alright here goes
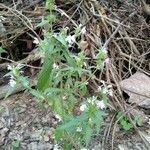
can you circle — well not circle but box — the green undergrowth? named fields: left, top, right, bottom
left=1, top=0, right=142, bottom=149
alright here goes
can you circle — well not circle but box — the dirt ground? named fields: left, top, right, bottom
left=0, top=92, right=149, bottom=150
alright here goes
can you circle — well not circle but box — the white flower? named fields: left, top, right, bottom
left=97, top=86, right=102, bottom=92
left=102, top=87, right=108, bottom=94
left=53, top=63, right=59, bottom=69
left=62, top=95, right=67, bottom=100
left=9, top=78, right=16, bottom=87
left=83, top=62, right=87, bottom=67
left=100, top=80, right=105, bottom=84
left=33, top=37, right=39, bottom=45
left=81, top=148, right=87, bottom=150
left=87, top=99, right=94, bottom=104
left=54, top=114, right=62, bottom=122
left=65, top=26, right=69, bottom=30
left=96, top=100, right=106, bottom=110
left=101, top=47, right=107, bottom=54
left=53, top=144, right=61, bottom=150
left=87, top=96, right=96, bottom=105
left=104, top=58, right=109, bottom=64
left=10, top=74, right=14, bottom=79
left=76, top=127, right=82, bottom=132
left=66, top=35, right=75, bottom=47
left=81, top=26, right=86, bottom=35
left=107, top=85, right=112, bottom=88
left=108, top=89, right=113, bottom=97
left=79, top=24, right=82, bottom=28
left=80, top=104, right=87, bottom=112
left=7, top=65, right=13, bottom=70
left=16, top=63, right=24, bottom=70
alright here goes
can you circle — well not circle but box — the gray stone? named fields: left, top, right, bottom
left=27, top=142, right=38, bottom=150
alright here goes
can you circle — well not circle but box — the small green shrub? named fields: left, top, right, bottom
left=5, top=0, right=111, bottom=149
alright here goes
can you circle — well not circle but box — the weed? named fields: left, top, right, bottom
left=117, top=112, right=133, bottom=131
left=5, top=0, right=110, bottom=149
left=12, top=139, right=21, bottom=150
left=117, top=112, right=143, bottom=131
left=0, top=106, right=5, bottom=114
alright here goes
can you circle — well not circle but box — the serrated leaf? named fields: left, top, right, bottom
left=29, top=89, right=45, bottom=100
left=59, top=113, right=87, bottom=131
left=85, top=126, right=93, bottom=146
left=46, top=15, right=57, bottom=23
left=135, top=117, right=143, bottom=126
left=53, top=33, right=67, bottom=47
left=63, top=51, right=76, bottom=67
left=121, top=120, right=133, bottom=131
left=94, top=111, right=104, bottom=133
left=55, top=128, right=64, bottom=141
left=37, top=43, right=54, bottom=91
left=5, top=86, right=16, bottom=99
left=44, top=87, right=63, bottom=95
left=53, top=97, right=64, bottom=117
left=36, top=19, right=49, bottom=27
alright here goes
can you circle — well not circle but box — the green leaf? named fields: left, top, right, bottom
left=94, top=111, right=105, bottom=133
left=117, top=112, right=125, bottom=119
left=55, top=128, right=64, bottom=141
left=44, top=87, right=63, bottom=95
left=5, top=86, right=16, bottom=99
left=121, top=120, right=133, bottom=131
left=53, top=33, right=67, bottom=47
left=0, top=106, right=5, bottom=114
left=59, top=113, right=87, bottom=131
left=79, top=83, right=87, bottom=96
left=53, top=97, right=64, bottom=117
left=63, top=51, right=77, bottom=68
left=46, top=15, right=57, bottom=23
left=74, top=26, right=81, bottom=37
left=36, top=18, right=49, bottom=27
left=67, top=94, right=77, bottom=113
left=85, top=126, right=93, bottom=146
left=29, top=89, right=45, bottom=100
left=37, top=43, right=54, bottom=91
left=46, top=0, right=55, bottom=11
left=0, top=47, right=7, bottom=54
left=134, top=116, right=143, bottom=127
left=117, top=112, right=133, bottom=131
left=96, top=49, right=106, bottom=70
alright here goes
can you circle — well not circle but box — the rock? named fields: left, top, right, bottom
left=0, top=137, right=5, bottom=146
left=1, top=127, right=9, bottom=135
left=138, top=129, right=150, bottom=146
left=120, top=72, right=150, bottom=108
left=29, top=130, right=41, bottom=141
left=118, top=144, right=128, bottom=150
left=0, top=127, right=9, bottom=146
left=126, top=104, right=149, bottom=123
left=0, top=120, right=4, bottom=129
left=92, top=143, right=102, bottom=150
left=37, top=143, right=53, bottom=150
left=27, top=142, right=53, bottom=150
left=9, top=131, right=23, bottom=140
left=118, top=141, right=148, bottom=150
left=27, top=142, right=38, bottom=150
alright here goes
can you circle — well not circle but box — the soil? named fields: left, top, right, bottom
left=0, top=92, right=149, bottom=150
left=0, top=92, right=57, bottom=150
